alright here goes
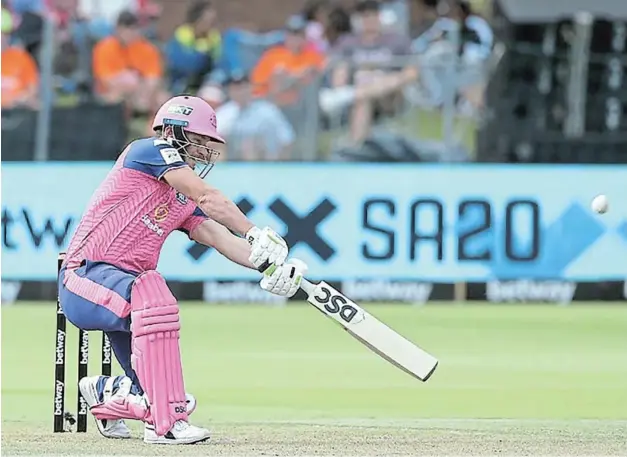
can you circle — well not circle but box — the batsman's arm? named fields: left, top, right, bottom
left=190, top=219, right=256, bottom=269
left=163, top=167, right=254, bottom=236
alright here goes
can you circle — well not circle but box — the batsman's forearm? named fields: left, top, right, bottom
left=216, top=236, right=256, bottom=269
left=197, top=189, right=254, bottom=236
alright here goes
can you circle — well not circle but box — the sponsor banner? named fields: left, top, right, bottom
left=466, top=281, right=627, bottom=303
left=486, top=280, right=577, bottom=304
left=3, top=163, right=627, bottom=281
left=4, top=280, right=625, bottom=303
left=203, top=281, right=287, bottom=304
left=340, top=280, right=452, bottom=303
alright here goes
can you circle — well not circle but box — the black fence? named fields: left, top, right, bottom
left=2, top=103, right=128, bottom=161
left=478, top=1, right=627, bottom=163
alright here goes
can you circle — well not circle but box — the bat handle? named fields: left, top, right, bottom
left=299, top=277, right=315, bottom=295
left=257, top=258, right=315, bottom=294
left=289, top=259, right=315, bottom=295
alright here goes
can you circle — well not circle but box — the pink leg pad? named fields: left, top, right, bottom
left=130, top=271, right=188, bottom=436
left=91, top=395, right=152, bottom=422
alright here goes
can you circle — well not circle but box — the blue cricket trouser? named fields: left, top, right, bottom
left=58, top=260, right=143, bottom=395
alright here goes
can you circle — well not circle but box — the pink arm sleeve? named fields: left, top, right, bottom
left=179, top=208, right=208, bottom=238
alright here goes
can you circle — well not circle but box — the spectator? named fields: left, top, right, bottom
left=164, top=0, right=221, bottom=93
left=325, top=6, right=352, bottom=48
left=302, top=0, right=330, bottom=53
left=329, top=0, right=417, bottom=142
left=198, top=80, right=226, bottom=110
left=77, top=0, right=159, bottom=28
left=410, top=0, right=439, bottom=39
left=413, top=0, right=493, bottom=111
left=251, top=15, right=325, bottom=106
left=1, top=9, right=39, bottom=108
left=10, top=0, right=111, bottom=96
left=216, top=69, right=295, bottom=161
left=93, top=10, right=166, bottom=113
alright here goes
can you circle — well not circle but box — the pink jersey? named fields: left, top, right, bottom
left=64, top=137, right=208, bottom=274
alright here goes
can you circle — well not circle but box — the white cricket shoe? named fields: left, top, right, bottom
left=144, top=420, right=210, bottom=445
left=78, top=375, right=132, bottom=439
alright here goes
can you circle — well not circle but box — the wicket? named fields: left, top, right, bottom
left=53, top=253, right=112, bottom=433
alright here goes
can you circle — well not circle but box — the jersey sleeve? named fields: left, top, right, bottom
left=123, top=138, right=188, bottom=180
left=178, top=207, right=209, bottom=238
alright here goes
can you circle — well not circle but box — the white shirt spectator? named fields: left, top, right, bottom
left=412, top=15, right=493, bottom=63
left=79, top=0, right=139, bottom=25
left=411, top=15, right=493, bottom=108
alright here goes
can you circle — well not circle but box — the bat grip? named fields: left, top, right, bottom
left=256, top=259, right=315, bottom=294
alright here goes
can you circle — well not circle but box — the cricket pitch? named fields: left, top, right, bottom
left=2, top=303, right=627, bottom=456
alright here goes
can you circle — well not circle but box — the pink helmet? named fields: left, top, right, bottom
left=152, top=95, right=225, bottom=144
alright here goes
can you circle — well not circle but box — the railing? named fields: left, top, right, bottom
left=222, top=23, right=498, bottom=163
left=13, top=17, right=627, bottom=163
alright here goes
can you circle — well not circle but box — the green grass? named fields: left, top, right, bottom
left=2, top=302, right=627, bottom=455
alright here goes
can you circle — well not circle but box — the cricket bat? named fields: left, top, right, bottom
left=299, top=277, right=439, bottom=382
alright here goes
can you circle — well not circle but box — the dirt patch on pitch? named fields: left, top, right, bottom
left=2, top=420, right=626, bottom=456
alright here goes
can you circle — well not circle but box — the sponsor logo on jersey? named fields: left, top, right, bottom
left=141, top=215, right=165, bottom=237
left=176, top=192, right=188, bottom=205
left=154, top=204, right=169, bottom=222
left=160, top=147, right=183, bottom=165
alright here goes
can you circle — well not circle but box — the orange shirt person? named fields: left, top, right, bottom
left=1, top=19, right=39, bottom=109
left=93, top=10, right=167, bottom=112
left=251, top=15, right=325, bottom=105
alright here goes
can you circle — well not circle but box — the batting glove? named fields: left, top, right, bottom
left=246, top=226, right=288, bottom=273
left=260, top=259, right=308, bottom=298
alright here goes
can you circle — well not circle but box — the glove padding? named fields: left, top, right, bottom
left=246, top=226, right=288, bottom=272
left=260, top=260, right=308, bottom=298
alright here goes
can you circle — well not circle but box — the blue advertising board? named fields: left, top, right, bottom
left=2, top=163, right=627, bottom=281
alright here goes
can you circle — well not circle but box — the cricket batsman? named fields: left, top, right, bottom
left=58, top=95, right=306, bottom=444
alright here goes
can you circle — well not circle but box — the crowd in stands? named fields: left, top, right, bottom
left=1, top=0, right=495, bottom=160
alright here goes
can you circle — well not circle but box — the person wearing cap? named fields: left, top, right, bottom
left=216, top=69, right=295, bottom=161
left=251, top=14, right=325, bottom=106
left=92, top=10, right=167, bottom=112
left=1, top=6, right=39, bottom=109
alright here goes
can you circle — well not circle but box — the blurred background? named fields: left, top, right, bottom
left=2, top=0, right=627, bottom=303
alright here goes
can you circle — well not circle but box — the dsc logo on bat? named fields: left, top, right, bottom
left=313, top=285, right=365, bottom=324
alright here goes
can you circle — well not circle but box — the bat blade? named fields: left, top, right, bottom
left=301, top=280, right=438, bottom=382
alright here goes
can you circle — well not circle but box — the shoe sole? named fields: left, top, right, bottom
left=78, top=377, right=131, bottom=439
left=144, top=426, right=210, bottom=445
left=144, top=435, right=210, bottom=445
